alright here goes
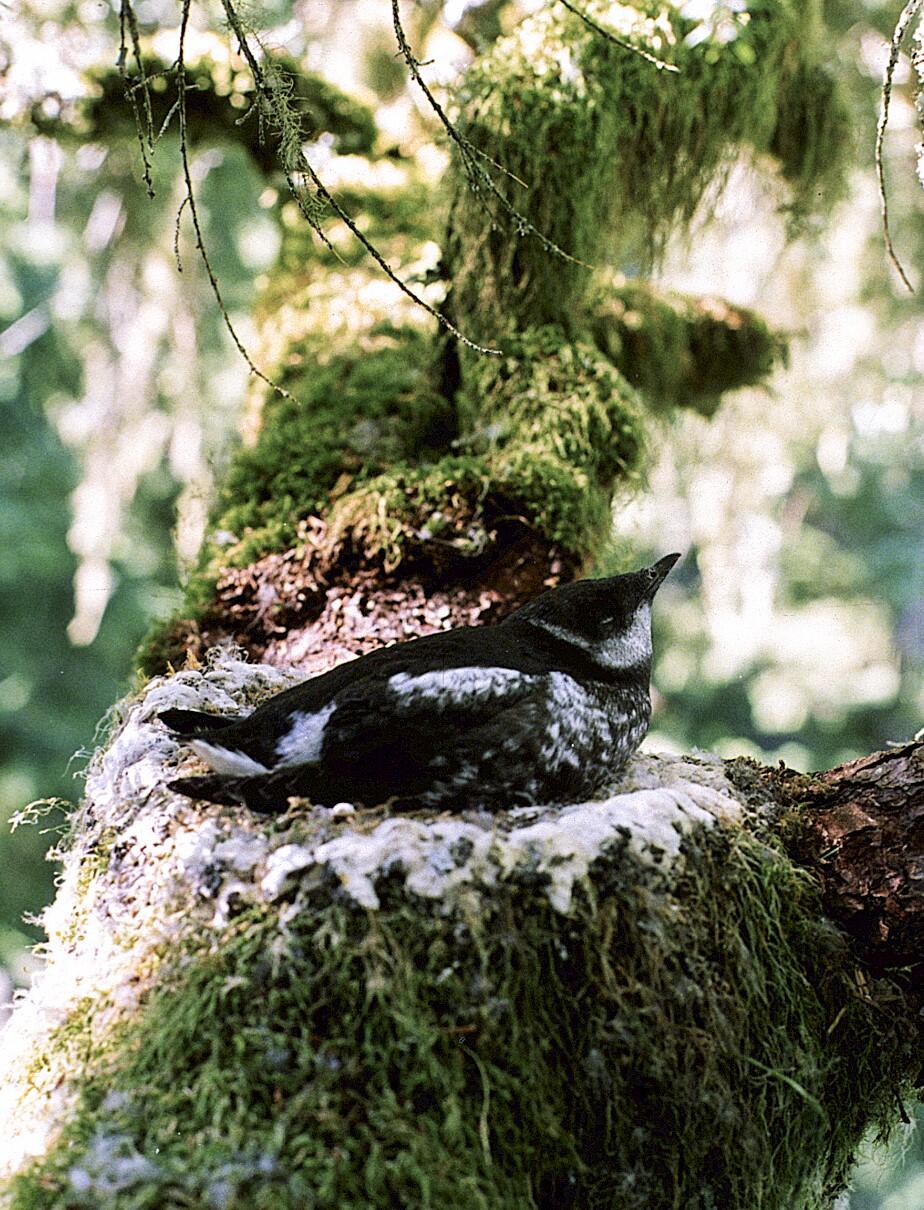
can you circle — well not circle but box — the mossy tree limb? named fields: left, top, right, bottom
left=0, top=660, right=919, bottom=1209
left=775, top=741, right=924, bottom=980
left=444, top=0, right=848, bottom=340
left=134, top=1, right=848, bottom=673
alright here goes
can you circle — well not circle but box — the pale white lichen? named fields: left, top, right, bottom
left=0, top=650, right=750, bottom=1183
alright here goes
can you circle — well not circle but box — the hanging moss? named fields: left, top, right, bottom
left=769, top=59, right=853, bottom=225
left=128, top=2, right=853, bottom=673
left=446, top=0, right=850, bottom=336
left=590, top=281, right=789, bottom=416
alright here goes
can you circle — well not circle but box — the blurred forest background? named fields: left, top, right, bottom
left=0, top=0, right=922, bottom=1204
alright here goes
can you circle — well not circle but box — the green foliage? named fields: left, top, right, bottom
left=4, top=826, right=916, bottom=1208
left=0, top=154, right=178, bottom=940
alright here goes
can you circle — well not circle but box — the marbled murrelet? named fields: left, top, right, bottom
left=162, top=555, right=680, bottom=813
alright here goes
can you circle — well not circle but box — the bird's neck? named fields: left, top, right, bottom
left=527, top=609, right=652, bottom=681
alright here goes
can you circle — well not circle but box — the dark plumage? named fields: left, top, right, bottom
left=163, top=554, right=680, bottom=813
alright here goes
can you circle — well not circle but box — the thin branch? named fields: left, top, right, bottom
left=556, top=0, right=680, bottom=73
left=177, top=0, right=295, bottom=397
left=173, top=194, right=188, bottom=271
left=391, top=0, right=592, bottom=272
left=118, top=0, right=156, bottom=198
left=876, top=0, right=921, bottom=293
left=220, top=0, right=501, bottom=354
left=391, top=0, right=526, bottom=187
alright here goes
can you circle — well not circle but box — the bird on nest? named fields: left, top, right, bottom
left=162, top=554, right=680, bottom=813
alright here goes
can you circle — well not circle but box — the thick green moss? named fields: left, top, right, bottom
left=591, top=281, right=789, bottom=416
left=5, top=828, right=916, bottom=1209
left=323, top=327, right=647, bottom=569
left=38, top=52, right=377, bottom=169
left=447, top=0, right=850, bottom=335
left=214, top=329, right=457, bottom=564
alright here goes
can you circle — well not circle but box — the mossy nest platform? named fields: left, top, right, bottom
left=0, top=654, right=914, bottom=1209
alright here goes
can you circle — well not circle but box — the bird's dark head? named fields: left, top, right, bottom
left=516, top=554, right=681, bottom=670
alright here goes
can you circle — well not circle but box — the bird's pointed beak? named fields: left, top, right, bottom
left=646, top=552, right=681, bottom=595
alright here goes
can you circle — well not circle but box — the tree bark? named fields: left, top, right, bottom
left=773, top=742, right=924, bottom=981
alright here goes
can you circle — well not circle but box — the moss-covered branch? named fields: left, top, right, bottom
left=445, top=0, right=848, bottom=338
left=0, top=659, right=918, bottom=1209
left=130, top=2, right=848, bottom=674
left=591, top=280, right=789, bottom=416
left=28, top=51, right=378, bottom=168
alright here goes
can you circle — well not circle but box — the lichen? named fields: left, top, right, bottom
left=33, top=50, right=378, bottom=169
left=0, top=656, right=918, bottom=1209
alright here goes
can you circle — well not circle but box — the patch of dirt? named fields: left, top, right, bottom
left=182, top=522, right=572, bottom=675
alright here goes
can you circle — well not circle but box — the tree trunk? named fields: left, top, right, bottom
left=135, top=0, right=842, bottom=678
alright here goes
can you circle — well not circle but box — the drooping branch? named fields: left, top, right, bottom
left=876, top=0, right=921, bottom=292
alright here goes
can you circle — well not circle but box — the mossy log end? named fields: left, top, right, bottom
left=0, top=657, right=919, bottom=1210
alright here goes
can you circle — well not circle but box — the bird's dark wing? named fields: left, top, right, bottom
left=158, top=708, right=239, bottom=735
left=223, top=623, right=540, bottom=729
left=168, top=770, right=307, bottom=812
left=304, top=665, right=549, bottom=802
left=168, top=663, right=553, bottom=811
left=168, top=626, right=537, bottom=767
left=168, top=673, right=551, bottom=812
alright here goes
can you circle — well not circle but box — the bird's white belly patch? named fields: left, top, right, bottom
left=274, top=701, right=337, bottom=767
left=189, top=741, right=269, bottom=777
left=388, top=667, right=531, bottom=705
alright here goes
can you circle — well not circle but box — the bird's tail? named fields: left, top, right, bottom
left=169, top=770, right=304, bottom=813
left=158, top=709, right=238, bottom=736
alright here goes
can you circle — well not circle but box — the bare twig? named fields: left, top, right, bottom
left=391, top=0, right=592, bottom=272
left=177, top=0, right=295, bottom=396
left=220, top=0, right=501, bottom=354
left=876, top=0, right=921, bottom=293
left=556, top=0, right=680, bottom=73
left=118, top=0, right=156, bottom=197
